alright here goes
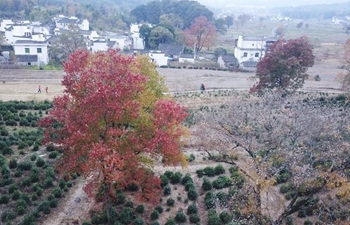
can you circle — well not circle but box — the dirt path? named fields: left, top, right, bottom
left=40, top=178, right=95, bottom=225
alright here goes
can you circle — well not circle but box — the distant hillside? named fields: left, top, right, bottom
left=277, top=1, right=350, bottom=19
left=0, top=0, right=153, bottom=31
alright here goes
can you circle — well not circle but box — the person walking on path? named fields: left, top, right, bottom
left=200, top=83, right=206, bottom=91
left=45, top=87, right=48, bottom=93
left=37, top=85, right=41, bottom=93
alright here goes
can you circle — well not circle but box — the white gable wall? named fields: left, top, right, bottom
left=13, top=42, right=49, bottom=65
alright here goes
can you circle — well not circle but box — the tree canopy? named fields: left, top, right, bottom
left=252, top=37, right=315, bottom=94
left=50, top=25, right=87, bottom=66
left=39, top=49, right=188, bottom=204
left=184, top=16, right=217, bottom=54
left=130, top=0, right=214, bottom=29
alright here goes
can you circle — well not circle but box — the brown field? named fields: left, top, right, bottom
left=0, top=62, right=345, bottom=102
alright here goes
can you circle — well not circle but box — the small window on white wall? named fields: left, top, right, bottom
left=255, top=53, right=259, bottom=57
left=25, top=48, right=30, bottom=53
left=243, top=52, right=248, bottom=57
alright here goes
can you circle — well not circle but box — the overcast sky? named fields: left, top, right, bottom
left=196, top=0, right=350, bottom=8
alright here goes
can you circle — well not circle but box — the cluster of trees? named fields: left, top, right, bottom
left=39, top=49, right=189, bottom=204
left=132, top=0, right=225, bottom=51
left=139, top=15, right=217, bottom=52
left=130, top=0, right=214, bottom=29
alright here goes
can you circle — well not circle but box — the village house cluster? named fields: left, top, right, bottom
left=0, top=16, right=275, bottom=70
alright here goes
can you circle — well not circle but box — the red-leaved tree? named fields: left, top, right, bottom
left=39, top=49, right=188, bottom=205
left=251, top=36, right=315, bottom=94
left=184, top=16, right=216, bottom=54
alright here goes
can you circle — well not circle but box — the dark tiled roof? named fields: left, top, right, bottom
left=221, top=54, right=236, bottom=63
left=14, top=40, right=47, bottom=44
left=16, top=55, right=38, bottom=62
left=242, top=61, right=259, bottom=68
left=0, top=45, right=14, bottom=51
left=180, top=53, right=194, bottom=59
left=107, top=41, right=116, bottom=48
left=57, top=18, right=77, bottom=24
left=158, top=43, right=184, bottom=56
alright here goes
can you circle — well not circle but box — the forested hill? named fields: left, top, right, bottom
left=278, top=1, right=350, bottom=19
left=130, top=0, right=213, bottom=29
left=0, top=0, right=151, bottom=28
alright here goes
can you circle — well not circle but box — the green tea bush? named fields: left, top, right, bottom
left=280, top=183, right=296, bottom=194
left=118, top=207, right=135, bottom=224
left=12, top=190, right=21, bottom=200
left=170, top=171, right=182, bottom=184
left=204, top=192, right=216, bottom=209
left=53, top=187, right=62, bottom=198
left=187, top=204, right=198, bottom=215
left=163, top=186, right=171, bottom=195
left=8, top=184, right=18, bottom=194
left=203, top=166, right=215, bottom=177
left=1, top=209, right=16, bottom=222
left=220, top=211, right=233, bottom=223
left=136, top=204, right=145, bottom=214
left=189, top=213, right=200, bottom=223
left=185, top=182, right=195, bottom=191
left=181, top=173, right=193, bottom=185
left=0, top=195, right=10, bottom=204
left=166, top=198, right=175, bottom=206
left=187, top=187, right=198, bottom=201
left=214, top=164, right=225, bottom=175
left=175, top=210, right=186, bottom=223
left=212, top=176, right=233, bottom=189
left=35, top=157, right=45, bottom=167
left=165, top=218, right=176, bottom=225
left=134, top=218, right=144, bottom=225
left=9, top=159, right=17, bottom=169
left=160, top=174, right=169, bottom=187
left=17, top=161, right=33, bottom=171
left=202, top=177, right=212, bottom=191
left=150, top=210, right=159, bottom=220
left=30, top=154, right=37, bottom=161
left=164, top=170, right=174, bottom=179
left=48, top=151, right=59, bottom=159
left=196, top=169, right=204, bottom=178
left=155, top=206, right=163, bottom=214
left=207, top=210, right=221, bottom=225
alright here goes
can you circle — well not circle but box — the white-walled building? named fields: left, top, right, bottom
left=13, top=40, right=49, bottom=66
left=0, top=19, right=14, bottom=32
left=55, top=15, right=89, bottom=31
left=148, top=51, right=168, bottom=66
left=234, top=35, right=276, bottom=68
left=130, top=23, right=145, bottom=50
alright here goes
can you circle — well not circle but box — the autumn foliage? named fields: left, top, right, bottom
left=184, top=16, right=216, bottom=53
left=39, top=49, right=188, bottom=204
left=252, top=36, right=315, bottom=94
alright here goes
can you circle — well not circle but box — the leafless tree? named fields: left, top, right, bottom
left=191, top=91, right=350, bottom=224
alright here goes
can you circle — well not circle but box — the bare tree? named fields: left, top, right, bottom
left=191, top=92, right=350, bottom=224
left=50, top=25, right=87, bottom=66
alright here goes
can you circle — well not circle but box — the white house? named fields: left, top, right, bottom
left=179, top=54, right=195, bottom=64
left=0, top=19, right=14, bottom=32
left=234, top=35, right=276, bottom=68
left=4, top=22, right=50, bottom=44
left=130, top=23, right=145, bottom=50
left=148, top=51, right=168, bottom=66
left=55, top=16, right=89, bottom=31
left=13, top=40, right=49, bottom=66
